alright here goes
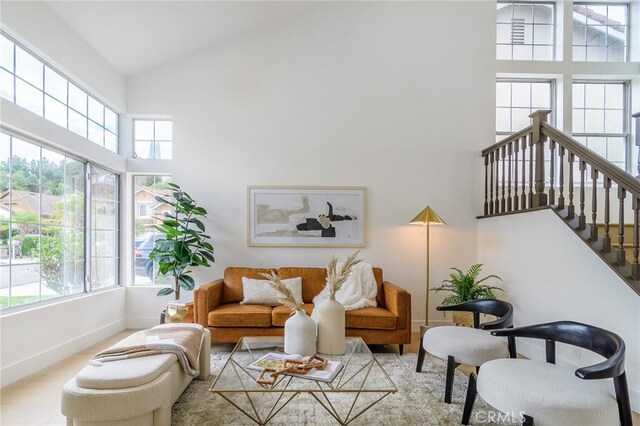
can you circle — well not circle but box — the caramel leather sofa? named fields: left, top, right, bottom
left=194, top=267, right=412, bottom=354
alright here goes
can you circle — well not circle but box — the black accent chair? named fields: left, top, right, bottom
left=461, top=321, right=633, bottom=426
left=416, top=299, right=516, bottom=404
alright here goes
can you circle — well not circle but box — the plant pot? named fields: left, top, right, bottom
left=453, top=311, right=474, bottom=327
left=284, top=310, right=317, bottom=356
left=314, top=295, right=345, bottom=355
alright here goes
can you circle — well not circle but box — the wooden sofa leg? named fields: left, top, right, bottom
left=523, top=414, right=534, bottom=426
left=461, top=372, right=477, bottom=425
left=416, top=337, right=426, bottom=372
left=444, top=355, right=460, bottom=403
left=399, top=344, right=404, bottom=355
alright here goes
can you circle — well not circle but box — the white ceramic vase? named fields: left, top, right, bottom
left=284, top=309, right=317, bottom=356
left=315, top=295, right=345, bottom=355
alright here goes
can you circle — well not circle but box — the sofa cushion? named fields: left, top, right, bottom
left=223, top=267, right=272, bottom=303
left=345, top=307, right=397, bottom=330
left=76, top=353, right=177, bottom=389
left=277, top=267, right=327, bottom=303
left=240, top=276, right=303, bottom=306
left=272, top=303, right=315, bottom=326
left=208, top=304, right=272, bottom=327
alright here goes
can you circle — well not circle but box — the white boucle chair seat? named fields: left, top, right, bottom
left=423, top=325, right=509, bottom=366
left=477, top=359, right=619, bottom=426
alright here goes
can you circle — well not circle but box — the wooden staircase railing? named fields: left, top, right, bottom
left=481, top=110, right=640, bottom=296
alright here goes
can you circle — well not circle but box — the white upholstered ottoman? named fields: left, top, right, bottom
left=61, top=325, right=211, bottom=426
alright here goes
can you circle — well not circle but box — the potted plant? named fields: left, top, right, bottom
left=431, top=264, right=502, bottom=326
left=149, top=183, right=214, bottom=311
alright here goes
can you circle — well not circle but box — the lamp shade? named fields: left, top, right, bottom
left=409, top=206, right=446, bottom=225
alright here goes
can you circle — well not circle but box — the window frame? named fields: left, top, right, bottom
left=0, top=30, right=120, bottom=153
left=0, top=129, right=121, bottom=312
left=496, top=77, right=557, bottom=139
left=132, top=118, right=173, bottom=160
left=572, top=2, right=630, bottom=62
left=496, top=1, right=557, bottom=61
left=571, top=79, right=631, bottom=171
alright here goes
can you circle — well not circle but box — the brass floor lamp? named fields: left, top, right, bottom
left=409, top=206, right=446, bottom=327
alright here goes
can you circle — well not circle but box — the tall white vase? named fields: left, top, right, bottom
left=315, top=295, right=345, bottom=355
left=284, top=310, right=317, bottom=356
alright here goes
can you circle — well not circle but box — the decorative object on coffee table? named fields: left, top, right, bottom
left=431, top=264, right=502, bottom=326
left=261, top=271, right=316, bottom=356
left=314, top=251, right=361, bottom=355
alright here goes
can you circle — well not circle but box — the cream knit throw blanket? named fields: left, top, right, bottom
left=92, top=323, right=204, bottom=376
left=312, top=262, right=377, bottom=311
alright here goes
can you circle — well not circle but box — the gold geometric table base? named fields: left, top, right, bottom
left=210, top=337, right=397, bottom=425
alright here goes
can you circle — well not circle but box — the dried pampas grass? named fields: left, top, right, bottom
left=260, top=271, right=302, bottom=312
left=326, top=250, right=361, bottom=297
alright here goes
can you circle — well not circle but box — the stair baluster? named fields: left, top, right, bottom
left=484, top=155, right=489, bottom=216
left=528, top=135, right=533, bottom=209
left=618, top=187, right=626, bottom=266
left=514, top=139, right=519, bottom=211
left=558, top=146, right=565, bottom=209
left=633, top=197, right=640, bottom=280
left=521, top=135, right=527, bottom=210
left=495, top=149, right=500, bottom=213
left=590, top=168, right=598, bottom=241
left=568, top=152, right=575, bottom=219
left=578, top=160, right=586, bottom=230
left=489, top=151, right=494, bottom=215
left=501, top=146, right=506, bottom=213
left=507, top=143, right=513, bottom=212
left=603, top=177, right=611, bottom=252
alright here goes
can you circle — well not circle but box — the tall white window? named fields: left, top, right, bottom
left=497, top=2, right=555, bottom=61
left=0, top=32, right=119, bottom=153
left=573, top=3, right=629, bottom=62
left=133, top=175, right=172, bottom=285
left=496, top=79, right=555, bottom=139
left=0, top=131, right=119, bottom=310
left=133, top=119, right=172, bottom=160
left=572, top=81, right=629, bottom=170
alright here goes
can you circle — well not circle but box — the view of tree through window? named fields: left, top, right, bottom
left=0, top=133, right=85, bottom=308
left=133, top=119, right=172, bottom=160
left=133, top=175, right=172, bottom=285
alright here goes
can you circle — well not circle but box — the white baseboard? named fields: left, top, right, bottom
left=1, top=319, right=126, bottom=387
left=517, top=339, right=640, bottom=414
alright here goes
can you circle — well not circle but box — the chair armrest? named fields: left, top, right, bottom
left=383, top=281, right=410, bottom=330
left=193, top=279, right=224, bottom=328
left=576, top=356, right=626, bottom=380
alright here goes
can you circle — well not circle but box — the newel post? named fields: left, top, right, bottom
left=530, top=110, right=551, bottom=207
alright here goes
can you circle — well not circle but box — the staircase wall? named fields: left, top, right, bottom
left=478, top=208, right=640, bottom=412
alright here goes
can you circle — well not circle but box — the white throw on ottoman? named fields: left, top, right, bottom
left=61, top=324, right=211, bottom=426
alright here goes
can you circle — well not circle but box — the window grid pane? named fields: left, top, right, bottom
left=90, top=165, right=119, bottom=291
left=496, top=2, right=555, bottom=61
left=0, top=30, right=119, bottom=153
left=572, top=81, right=629, bottom=169
left=572, top=3, right=629, bottom=62
left=0, top=133, right=91, bottom=309
left=134, top=119, right=173, bottom=160
left=495, top=79, right=554, bottom=134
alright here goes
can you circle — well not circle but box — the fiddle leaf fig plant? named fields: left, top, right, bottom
left=431, top=264, right=502, bottom=306
left=149, top=182, right=214, bottom=300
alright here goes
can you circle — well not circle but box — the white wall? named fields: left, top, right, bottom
left=0, top=288, right=126, bottom=387
left=0, top=3, right=128, bottom=386
left=478, top=209, right=640, bottom=412
left=126, top=1, right=496, bottom=329
left=0, top=1, right=127, bottom=112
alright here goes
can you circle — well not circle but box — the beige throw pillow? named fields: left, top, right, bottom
left=240, top=276, right=303, bottom=306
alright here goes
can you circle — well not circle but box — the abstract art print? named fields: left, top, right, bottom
left=247, top=186, right=366, bottom=247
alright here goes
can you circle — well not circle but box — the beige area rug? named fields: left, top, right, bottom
left=172, top=352, right=509, bottom=425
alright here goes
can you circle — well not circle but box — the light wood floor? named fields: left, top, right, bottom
left=1, top=331, right=637, bottom=425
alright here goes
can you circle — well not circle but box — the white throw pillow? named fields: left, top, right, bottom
left=240, top=276, right=303, bottom=306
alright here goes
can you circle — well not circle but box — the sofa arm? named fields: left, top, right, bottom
left=383, top=281, right=410, bottom=331
left=193, top=279, right=224, bottom=328
left=198, top=328, right=211, bottom=380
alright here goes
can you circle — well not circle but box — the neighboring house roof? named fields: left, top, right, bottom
left=0, top=190, right=62, bottom=217
left=135, top=186, right=173, bottom=199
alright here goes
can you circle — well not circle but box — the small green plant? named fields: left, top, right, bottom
left=431, top=264, right=502, bottom=306
left=149, top=183, right=214, bottom=300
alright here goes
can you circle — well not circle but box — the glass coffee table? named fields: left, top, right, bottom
left=210, top=337, right=397, bottom=425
